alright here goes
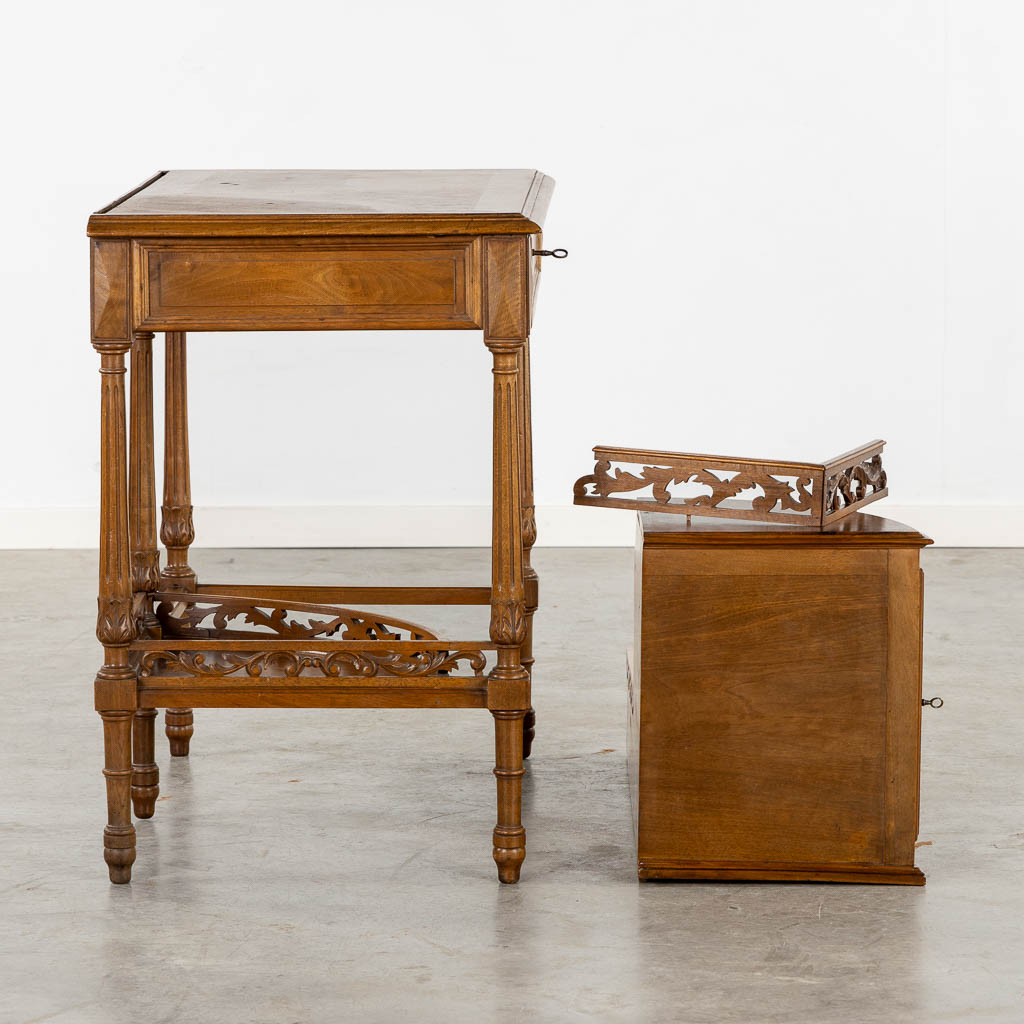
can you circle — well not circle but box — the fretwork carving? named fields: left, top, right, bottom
left=138, top=647, right=487, bottom=680
left=573, top=441, right=889, bottom=528
left=824, top=454, right=887, bottom=515
left=154, top=592, right=438, bottom=642
left=576, top=458, right=816, bottom=516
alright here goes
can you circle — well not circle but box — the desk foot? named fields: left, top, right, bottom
left=165, top=708, right=194, bottom=756
left=493, top=827, right=526, bottom=883
left=131, top=708, right=159, bottom=818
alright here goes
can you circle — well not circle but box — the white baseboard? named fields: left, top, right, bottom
left=1, top=503, right=1022, bottom=549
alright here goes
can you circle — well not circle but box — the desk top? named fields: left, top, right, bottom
left=88, top=169, right=554, bottom=238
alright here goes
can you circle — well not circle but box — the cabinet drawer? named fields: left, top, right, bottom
left=133, top=238, right=481, bottom=331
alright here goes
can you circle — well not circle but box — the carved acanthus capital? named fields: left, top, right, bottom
left=490, top=599, right=527, bottom=646
left=131, top=550, right=161, bottom=594
left=522, top=506, right=537, bottom=550
left=97, top=596, right=135, bottom=646
left=160, top=504, right=195, bottom=549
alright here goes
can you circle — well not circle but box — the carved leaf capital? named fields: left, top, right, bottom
left=97, top=596, right=135, bottom=646
left=522, top=507, right=538, bottom=549
left=160, top=504, right=195, bottom=549
left=490, top=599, right=527, bottom=646
left=131, top=550, right=161, bottom=593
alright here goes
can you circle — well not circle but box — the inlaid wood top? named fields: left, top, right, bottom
left=88, top=169, right=554, bottom=238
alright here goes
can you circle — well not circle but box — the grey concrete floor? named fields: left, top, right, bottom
left=0, top=547, right=1022, bottom=1024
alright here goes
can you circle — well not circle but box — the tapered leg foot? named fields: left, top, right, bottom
left=492, top=709, right=526, bottom=883
left=493, top=826, right=527, bottom=883
left=101, top=709, right=136, bottom=884
left=522, top=707, right=536, bottom=760
left=104, top=826, right=137, bottom=884
left=131, top=708, right=159, bottom=818
left=165, top=708, right=194, bottom=756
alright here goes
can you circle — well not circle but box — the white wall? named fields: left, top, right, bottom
left=2, top=0, right=1021, bottom=547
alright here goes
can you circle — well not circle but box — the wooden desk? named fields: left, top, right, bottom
left=88, top=169, right=556, bottom=884
left=628, top=511, right=933, bottom=884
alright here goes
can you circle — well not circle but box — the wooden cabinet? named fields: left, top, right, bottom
left=628, top=511, right=932, bottom=884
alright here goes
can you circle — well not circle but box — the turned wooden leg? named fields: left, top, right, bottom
left=518, top=338, right=538, bottom=760
left=101, top=711, right=136, bottom=883
left=160, top=331, right=197, bottom=592
left=131, top=708, right=159, bottom=818
left=91, top=256, right=139, bottom=883
left=129, top=331, right=160, bottom=637
left=483, top=236, right=532, bottom=883
left=492, top=710, right=527, bottom=883
left=165, top=708, right=194, bottom=757
left=161, top=332, right=195, bottom=754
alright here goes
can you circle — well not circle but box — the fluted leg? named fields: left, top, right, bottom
left=483, top=235, right=532, bottom=883
left=127, top=331, right=161, bottom=814
left=165, top=708, right=194, bottom=757
left=160, top=331, right=196, bottom=591
left=130, top=331, right=160, bottom=637
left=161, top=332, right=195, bottom=754
left=492, top=710, right=527, bottom=883
left=131, top=708, right=159, bottom=818
left=518, top=338, right=538, bottom=759
left=91, top=260, right=138, bottom=883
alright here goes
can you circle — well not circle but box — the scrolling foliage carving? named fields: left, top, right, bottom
left=824, top=455, right=887, bottom=516
left=575, top=459, right=816, bottom=516
left=142, top=591, right=488, bottom=680
left=138, top=647, right=488, bottom=680
left=573, top=441, right=888, bottom=527
left=155, top=592, right=438, bottom=643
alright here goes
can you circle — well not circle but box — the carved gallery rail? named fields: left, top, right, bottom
left=88, top=169, right=557, bottom=884
left=573, top=440, right=888, bottom=528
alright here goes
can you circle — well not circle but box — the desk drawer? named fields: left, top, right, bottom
left=133, top=239, right=481, bottom=331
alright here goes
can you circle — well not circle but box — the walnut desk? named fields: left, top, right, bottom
left=87, top=169, right=556, bottom=884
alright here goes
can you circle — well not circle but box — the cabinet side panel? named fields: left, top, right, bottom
left=628, top=518, right=644, bottom=849
left=885, top=549, right=924, bottom=865
left=638, top=547, right=889, bottom=866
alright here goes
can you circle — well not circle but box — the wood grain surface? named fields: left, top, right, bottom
left=630, top=512, right=931, bottom=884
left=89, top=169, right=553, bottom=237
left=88, top=169, right=554, bottom=884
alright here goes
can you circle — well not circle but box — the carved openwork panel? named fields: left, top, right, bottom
left=574, top=441, right=888, bottom=528
left=824, top=454, right=887, bottom=518
left=154, top=592, right=439, bottom=642
left=136, top=647, right=489, bottom=680
left=140, top=591, right=491, bottom=680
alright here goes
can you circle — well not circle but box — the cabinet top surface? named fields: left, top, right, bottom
left=88, top=169, right=554, bottom=238
left=640, top=511, right=932, bottom=547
